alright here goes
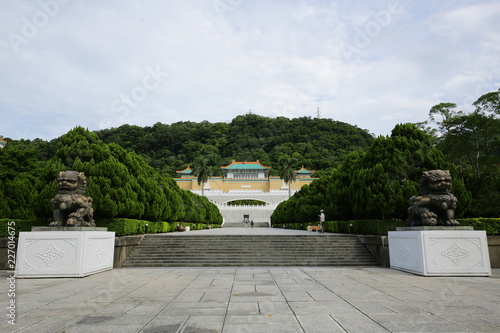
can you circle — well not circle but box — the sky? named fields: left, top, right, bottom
left=1, top=0, right=499, bottom=141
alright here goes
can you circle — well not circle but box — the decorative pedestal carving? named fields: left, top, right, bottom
left=388, top=227, right=491, bottom=276
left=16, top=229, right=115, bottom=278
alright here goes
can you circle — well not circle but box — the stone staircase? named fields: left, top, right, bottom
left=222, top=222, right=269, bottom=228
left=122, top=234, right=378, bottom=267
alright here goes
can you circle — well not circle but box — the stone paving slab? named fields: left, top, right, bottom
left=1, top=267, right=500, bottom=332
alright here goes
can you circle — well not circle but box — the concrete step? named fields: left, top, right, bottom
left=123, top=234, right=378, bottom=267
left=127, top=251, right=375, bottom=256
left=122, top=260, right=379, bottom=267
left=136, top=246, right=365, bottom=250
left=127, top=254, right=373, bottom=258
left=136, top=241, right=365, bottom=246
left=221, top=222, right=269, bottom=228
left=131, top=249, right=371, bottom=255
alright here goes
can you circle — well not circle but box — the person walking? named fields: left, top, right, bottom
left=244, top=218, right=248, bottom=228
left=319, top=210, right=325, bottom=233
left=250, top=220, right=254, bottom=228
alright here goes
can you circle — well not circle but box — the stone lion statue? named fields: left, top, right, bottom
left=407, top=170, right=459, bottom=226
left=48, top=171, right=95, bottom=227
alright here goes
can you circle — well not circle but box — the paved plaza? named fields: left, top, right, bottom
left=2, top=228, right=500, bottom=332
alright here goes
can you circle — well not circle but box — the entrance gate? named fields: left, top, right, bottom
left=191, top=190, right=295, bottom=226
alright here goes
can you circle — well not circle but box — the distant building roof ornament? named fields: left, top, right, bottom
left=220, top=160, right=271, bottom=170
left=176, top=165, right=193, bottom=178
left=295, top=165, right=315, bottom=176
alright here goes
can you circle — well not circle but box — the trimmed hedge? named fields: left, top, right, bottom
left=333, top=220, right=406, bottom=235
left=2, top=218, right=497, bottom=237
left=96, top=219, right=220, bottom=236
left=272, top=220, right=405, bottom=235
left=458, top=218, right=500, bottom=236
left=95, top=219, right=170, bottom=236
left=0, top=219, right=49, bottom=236
left=273, top=218, right=500, bottom=236
left=0, top=218, right=220, bottom=237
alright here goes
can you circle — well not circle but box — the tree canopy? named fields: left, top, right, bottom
left=2, top=100, right=498, bottom=223
left=279, top=154, right=299, bottom=198
left=95, top=114, right=374, bottom=175
left=0, top=127, right=222, bottom=223
left=426, top=89, right=500, bottom=216
left=0, top=115, right=373, bottom=222
left=272, top=123, right=473, bottom=223
left=272, top=89, right=500, bottom=223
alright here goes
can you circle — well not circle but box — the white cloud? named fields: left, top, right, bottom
left=0, top=0, right=499, bottom=140
left=430, top=2, right=500, bottom=38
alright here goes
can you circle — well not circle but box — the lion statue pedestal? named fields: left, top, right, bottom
left=388, top=170, right=491, bottom=276
left=15, top=171, right=115, bottom=278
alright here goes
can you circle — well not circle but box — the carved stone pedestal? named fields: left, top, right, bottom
left=15, top=228, right=115, bottom=278
left=388, top=227, right=491, bottom=276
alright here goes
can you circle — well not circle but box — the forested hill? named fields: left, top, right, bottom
left=95, top=114, right=374, bottom=176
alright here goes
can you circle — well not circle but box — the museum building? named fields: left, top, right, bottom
left=174, top=160, right=316, bottom=225
left=175, top=160, right=315, bottom=192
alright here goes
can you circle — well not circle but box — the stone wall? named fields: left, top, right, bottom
left=113, top=235, right=143, bottom=268
left=357, top=235, right=390, bottom=267
left=0, top=237, right=16, bottom=270
left=487, top=236, right=500, bottom=268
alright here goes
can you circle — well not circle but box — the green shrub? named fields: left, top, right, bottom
left=348, top=220, right=406, bottom=235
left=272, top=222, right=315, bottom=230
left=96, top=219, right=220, bottom=236
left=182, top=222, right=220, bottom=231
left=4, top=218, right=497, bottom=237
left=323, top=221, right=339, bottom=233
left=96, top=219, right=174, bottom=236
left=457, top=218, right=500, bottom=236
left=1, top=218, right=220, bottom=237
left=0, top=219, right=49, bottom=236
left=274, top=218, right=500, bottom=236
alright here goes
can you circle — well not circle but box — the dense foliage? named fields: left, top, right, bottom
left=271, top=123, right=468, bottom=223
left=1, top=94, right=498, bottom=226
left=425, top=89, right=500, bottom=216
left=0, top=115, right=372, bottom=223
left=95, top=114, right=374, bottom=176
left=0, top=218, right=220, bottom=237
left=271, top=218, right=500, bottom=236
left=272, top=90, right=500, bottom=223
left=0, top=127, right=222, bottom=224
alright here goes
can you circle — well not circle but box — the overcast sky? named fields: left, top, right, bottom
left=1, top=0, right=499, bottom=141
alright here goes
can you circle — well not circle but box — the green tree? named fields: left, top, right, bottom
left=279, top=155, right=298, bottom=198
left=31, top=126, right=221, bottom=223
left=194, top=158, right=212, bottom=196
left=473, top=88, right=500, bottom=116
left=428, top=102, right=462, bottom=133
left=273, top=123, right=471, bottom=223
left=271, top=174, right=329, bottom=224
left=427, top=90, right=500, bottom=216
left=96, top=115, right=374, bottom=175
left=0, top=137, right=54, bottom=219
